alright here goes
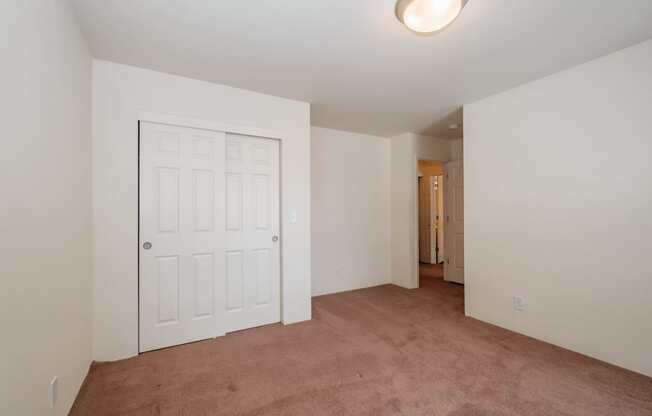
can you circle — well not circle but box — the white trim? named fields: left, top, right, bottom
left=138, top=112, right=284, bottom=141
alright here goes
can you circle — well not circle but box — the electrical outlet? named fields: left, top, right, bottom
left=513, top=296, right=525, bottom=312
left=49, top=376, right=58, bottom=409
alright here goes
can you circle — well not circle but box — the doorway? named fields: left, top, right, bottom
left=418, top=161, right=444, bottom=266
left=417, top=159, right=464, bottom=286
left=138, top=121, right=281, bottom=352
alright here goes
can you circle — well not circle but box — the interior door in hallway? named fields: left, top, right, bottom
left=418, top=176, right=432, bottom=263
left=139, top=122, right=226, bottom=352
left=435, top=175, right=445, bottom=263
left=224, top=134, right=281, bottom=333
left=444, top=160, right=464, bottom=284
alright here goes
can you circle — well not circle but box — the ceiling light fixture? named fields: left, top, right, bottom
left=396, top=0, right=469, bottom=35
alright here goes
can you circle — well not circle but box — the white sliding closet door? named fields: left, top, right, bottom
left=224, top=134, right=281, bottom=332
left=139, top=122, right=226, bottom=352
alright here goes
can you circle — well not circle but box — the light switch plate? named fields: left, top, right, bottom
left=289, top=209, right=297, bottom=224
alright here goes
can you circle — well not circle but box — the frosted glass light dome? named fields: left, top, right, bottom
left=396, top=0, right=469, bottom=34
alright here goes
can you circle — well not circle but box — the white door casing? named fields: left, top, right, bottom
left=444, top=161, right=464, bottom=284
left=224, top=133, right=281, bottom=332
left=139, top=123, right=281, bottom=352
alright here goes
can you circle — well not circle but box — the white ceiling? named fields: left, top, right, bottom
left=70, top=0, right=652, bottom=138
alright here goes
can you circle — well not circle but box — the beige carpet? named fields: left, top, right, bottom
left=71, top=269, right=652, bottom=415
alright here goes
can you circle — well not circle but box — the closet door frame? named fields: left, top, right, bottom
left=137, top=112, right=285, bottom=353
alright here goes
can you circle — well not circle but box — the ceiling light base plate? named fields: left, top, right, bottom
left=396, top=0, right=469, bottom=35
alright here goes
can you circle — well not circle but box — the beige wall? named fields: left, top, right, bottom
left=311, top=127, right=391, bottom=296
left=465, top=39, right=652, bottom=376
left=1, top=1, right=93, bottom=415
left=92, top=60, right=311, bottom=361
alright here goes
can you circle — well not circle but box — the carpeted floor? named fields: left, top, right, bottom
left=71, top=266, right=652, bottom=415
left=419, top=262, right=445, bottom=281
